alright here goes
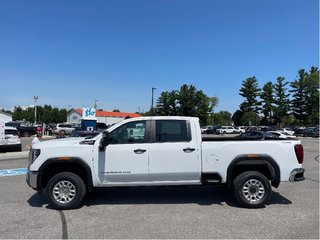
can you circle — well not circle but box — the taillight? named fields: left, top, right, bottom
left=294, top=144, right=304, bottom=164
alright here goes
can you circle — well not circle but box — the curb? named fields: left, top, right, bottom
left=0, top=151, right=29, bottom=160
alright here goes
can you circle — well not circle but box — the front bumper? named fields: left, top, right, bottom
left=26, top=171, right=39, bottom=190
left=289, top=168, right=305, bottom=182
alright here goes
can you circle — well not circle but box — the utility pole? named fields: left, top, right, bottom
left=34, top=96, right=38, bottom=124
left=151, top=87, right=157, bottom=109
left=94, top=99, right=98, bottom=109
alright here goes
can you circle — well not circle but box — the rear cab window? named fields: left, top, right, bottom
left=155, top=120, right=191, bottom=142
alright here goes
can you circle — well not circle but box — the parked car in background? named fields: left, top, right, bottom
left=303, top=127, right=317, bottom=137
left=294, top=127, right=306, bottom=137
left=260, top=126, right=277, bottom=132
left=314, top=128, right=320, bottom=138
left=71, top=131, right=100, bottom=138
left=5, top=121, right=37, bottom=137
left=267, top=131, right=297, bottom=139
left=245, top=126, right=259, bottom=132
left=201, top=126, right=218, bottom=134
left=240, top=131, right=279, bottom=139
left=277, top=128, right=295, bottom=136
left=0, top=127, right=22, bottom=152
left=53, top=123, right=77, bottom=135
left=96, top=122, right=108, bottom=132
left=216, top=126, right=237, bottom=134
left=200, top=126, right=207, bottom=134
left=235, top=126, right=246, bottom=134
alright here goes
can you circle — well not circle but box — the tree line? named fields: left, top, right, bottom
left=146, top=66, right=319, bottom=127
left=234, top=67, right=319, bottom=126
left=4, top=105, right=68, bottom=124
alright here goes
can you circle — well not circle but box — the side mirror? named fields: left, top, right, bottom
left=99, top=131, right=110, bottom=151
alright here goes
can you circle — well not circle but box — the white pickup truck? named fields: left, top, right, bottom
left=26, top=116, right=305, bottom=210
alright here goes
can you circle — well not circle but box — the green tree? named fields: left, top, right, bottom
left=213, top=111, right=232, bottom=125
left=241, top=111, right=260, bottom=126
left=290, top=69, right=308, bottom=125
left=12, top=106, right=23, bottom=121
left=260, top=81, right=274, bottom=124
left=155, top=84, right=216, bottom=125
left=305, top=67, right=319, bottom=125
left=156, top=90, right=179, bottom=116
left=239, top=77, right=261, bottom=114
left=232, top=110, right=244, bottom=126
left=273, top=77, right=290, bottom=126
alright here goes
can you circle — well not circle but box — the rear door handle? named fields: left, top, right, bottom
left=134, top=149, right=147, bottom=154
left=183, top=148, right=196, bottom=153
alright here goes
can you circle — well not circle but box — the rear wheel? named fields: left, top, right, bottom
left=233, top=171, right=271, bottom=208
left=46, top=172, right=86, bottom=210
left=59, top=130, right=66, bottom=135
left=22, top=131, right=30, bottom=137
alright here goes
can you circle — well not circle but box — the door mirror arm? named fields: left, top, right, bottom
left=99, top=131, right=110, bottom=151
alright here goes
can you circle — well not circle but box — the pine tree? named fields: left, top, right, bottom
left=290, top=70, right=308, bottom=125
left=273, top=77, right=290, bottom=126
left=260, top=81, right=274, bottom=124
left=239, top=77, right=261, bottom=114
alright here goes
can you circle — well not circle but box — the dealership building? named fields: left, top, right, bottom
left=67, top=108, right=141, bottom=126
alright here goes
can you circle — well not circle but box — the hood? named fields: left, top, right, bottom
left=32, top=137, right=85, bottom=149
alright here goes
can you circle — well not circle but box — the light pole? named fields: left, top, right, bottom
left=34, top=96, right=38, bottom=124
left=94, top=99, right=98, bottom=109
left=151, top=87, right=157, bottom=109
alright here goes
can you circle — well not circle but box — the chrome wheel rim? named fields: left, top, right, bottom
left=242, top=179, right=265, bottom=202
left=53, top=180, right=76, bottom=204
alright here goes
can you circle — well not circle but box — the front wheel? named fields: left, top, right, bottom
left=233, top=171, right=272, bottom=208
left=46, top=172, right=86, bottom=210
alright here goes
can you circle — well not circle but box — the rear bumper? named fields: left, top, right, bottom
left=289, top=168, right=305, bottom=182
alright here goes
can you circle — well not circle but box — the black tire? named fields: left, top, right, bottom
left=233, top=171, right=272, bottom=208
left=59, top=130, right=66, bottom=135
left=16, top=145, right=22, bottom=152
left=22, top=131, right=30, bottom=137
left=46, top=172, right=86, bottom=210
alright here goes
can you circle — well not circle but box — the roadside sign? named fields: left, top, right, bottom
left=82, top=108, right=96, bottom=120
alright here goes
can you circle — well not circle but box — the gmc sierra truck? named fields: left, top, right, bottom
left=26, top=116, right=305, bottom=209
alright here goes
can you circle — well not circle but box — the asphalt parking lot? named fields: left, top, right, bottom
left=0, top=137, right=319, bottom=239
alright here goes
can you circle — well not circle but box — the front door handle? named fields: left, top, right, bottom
left=183, top=148, right=196, bottom=153
left=134, top=149, right=147, bottom=154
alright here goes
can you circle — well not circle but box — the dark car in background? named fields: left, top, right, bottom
left=240, top=131, right=279, bottom=139
left=5, top=121, right=37, bottom=137
left=70, top=131, right=100, bottom=138
left=303, top=127, right=319, bottom=137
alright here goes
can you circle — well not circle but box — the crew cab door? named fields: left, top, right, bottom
left=97, top=120, right=150, bottom=184
left=148, top=119, right=201, bottom=183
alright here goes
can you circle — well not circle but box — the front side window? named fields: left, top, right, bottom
left=109, top=121, right=146, bottom=144
left=155, top=120, right=190, bottom=142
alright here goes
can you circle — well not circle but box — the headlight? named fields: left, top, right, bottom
left=29, top=149, right=41, bottom=164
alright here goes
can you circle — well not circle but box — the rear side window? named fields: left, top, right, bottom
left=155, top=120, right=190, bottom=142
left=5, top=130, right=19, bottom=136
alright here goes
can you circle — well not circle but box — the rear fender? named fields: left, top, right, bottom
left=227, top=154, right=281, bottom=188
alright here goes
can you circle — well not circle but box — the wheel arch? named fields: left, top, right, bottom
left=37, top=157, right=93, bottom=192
left=227, top=154, right=281, bottom=188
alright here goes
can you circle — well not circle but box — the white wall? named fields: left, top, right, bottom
left=68, top=112, right=81, bottom=123
left=67, top=112, right=124, bottom=126
left=96, top=116, right=125, bottom=126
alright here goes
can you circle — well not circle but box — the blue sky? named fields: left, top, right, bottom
left=0, top=0, right=318, bottom=114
